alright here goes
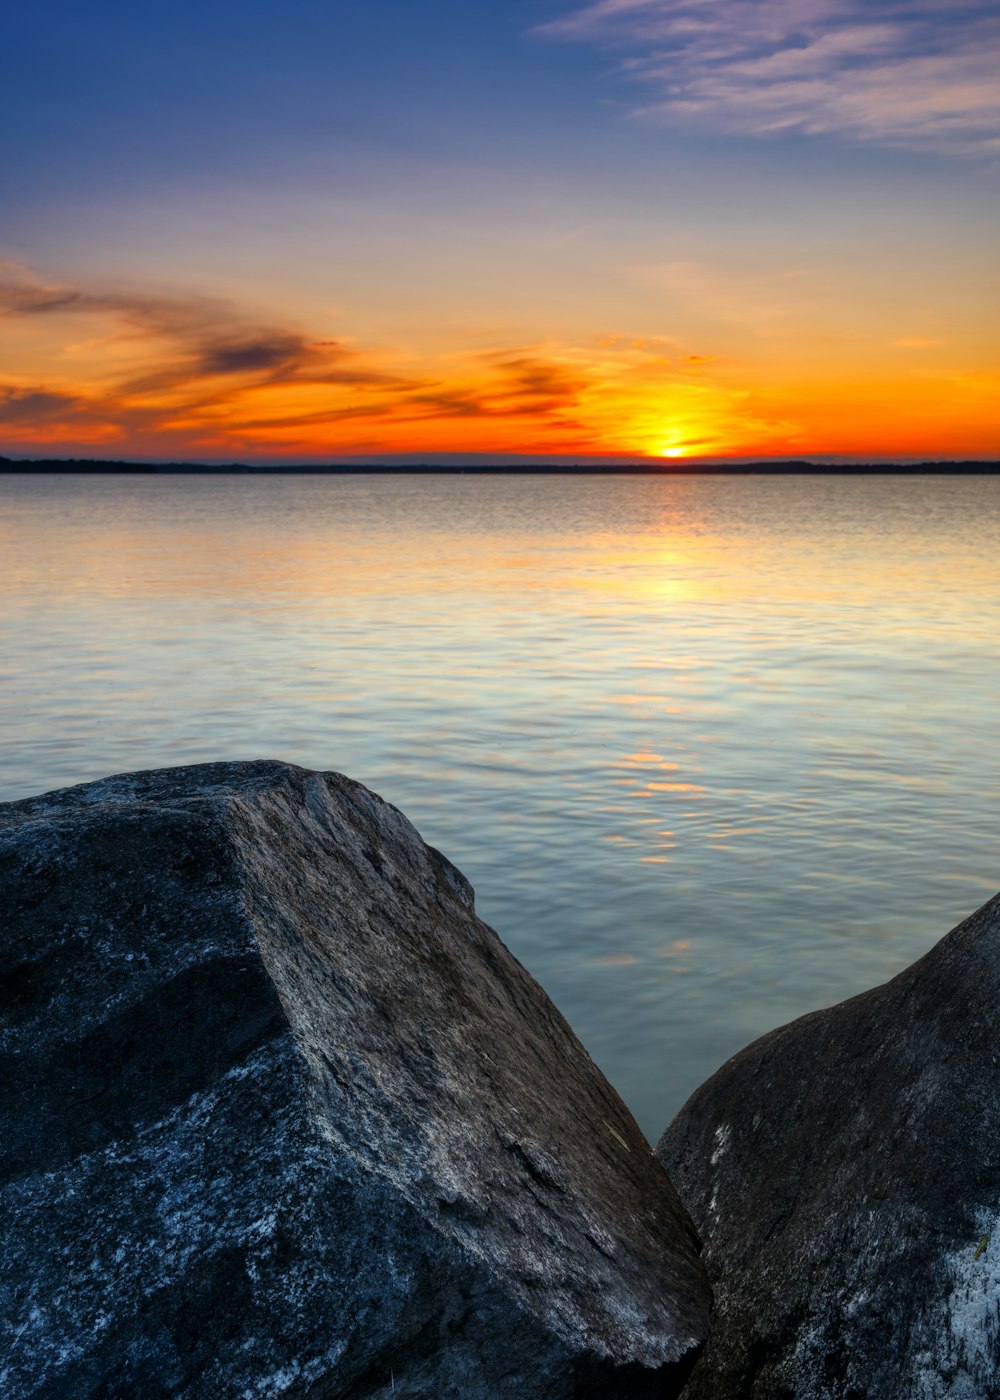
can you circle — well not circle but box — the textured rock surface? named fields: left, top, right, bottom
left=1, top=760, right=710, bottom=1398
left=658, top=891, right=1000, bottom=1400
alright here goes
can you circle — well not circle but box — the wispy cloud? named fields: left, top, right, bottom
left=0, top=265, right=400, bottom=397
left=0, top=388, right=89, bottom=424
left=0, top=265, right=614, bottom=456
left=539, top=0, right=1000, bottom=151
left=0, top=264, right=433, bottom=451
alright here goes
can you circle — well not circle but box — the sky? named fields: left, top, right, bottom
left=2, top=0, right=998, bottom=463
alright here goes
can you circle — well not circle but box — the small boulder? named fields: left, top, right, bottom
left=658, top=890, right=1000, bottom=1399
left=1, top=761, right=710, bottom=1398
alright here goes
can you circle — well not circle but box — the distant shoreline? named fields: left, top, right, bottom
left=3, top=457, right=1000, bottom=476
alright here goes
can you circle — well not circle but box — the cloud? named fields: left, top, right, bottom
left=339, top=355, right=589, bottom=426
left=538, top=0, right=1000, bottom=151
left=471, top=355, right=590, bottom=415
left=0, top=265, right=401, bottom=398
left=0, top=264, right=434, bottom=451
left=196, top=336, right=307, bottom=377
left=0, top=388, right=88, bottom=424
left=0, top=265, right=609, bottom=455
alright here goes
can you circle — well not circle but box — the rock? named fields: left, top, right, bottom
left=1, top=761, right=710, bottom=1398
left=657, top=890, right=1000, bottom=1399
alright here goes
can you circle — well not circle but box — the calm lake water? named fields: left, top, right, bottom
left=3, top=472, right=999, bottom=1138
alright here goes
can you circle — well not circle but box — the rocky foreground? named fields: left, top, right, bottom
left=1, top=762, right=710, bottom=1398
left=659, top=890, right=1000, bottom=1399
left=3, top=760, right=999, bottom=1398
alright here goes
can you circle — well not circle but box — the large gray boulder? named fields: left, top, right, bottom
left=1, top=761, right=710, bottom=1398
left=658, top=891, right=1000, bottom=1399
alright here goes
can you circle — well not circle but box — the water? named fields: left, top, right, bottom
left=3, top=472, right=999, bottom=1139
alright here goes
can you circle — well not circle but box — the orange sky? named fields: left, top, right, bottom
left=2, top=255, right=997, bottom=462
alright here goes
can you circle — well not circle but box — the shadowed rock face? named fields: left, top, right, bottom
left=1, top=760, right=710, bottom=1398
left=658, top=891, right=1000, bottom=1400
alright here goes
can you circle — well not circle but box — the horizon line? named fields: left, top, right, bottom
left=3, top=454, right=1000, bottom=477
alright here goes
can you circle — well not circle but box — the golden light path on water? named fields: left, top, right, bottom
left=2, top=471, right=999, bottom=1137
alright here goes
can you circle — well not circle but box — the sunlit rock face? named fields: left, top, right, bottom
left=658, top=891, right=1000, bottom=1400
left=1, top=760, right=710, bottom=1399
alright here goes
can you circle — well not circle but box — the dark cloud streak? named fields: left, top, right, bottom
left=0, top=387, right=91, bottom=424
left=0, top=266, right=595, bottom=450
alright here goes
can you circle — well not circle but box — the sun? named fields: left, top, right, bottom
left=659, top=447, right=686, bottom=459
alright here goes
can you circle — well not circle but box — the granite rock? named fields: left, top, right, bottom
left=658, top=891, right=1000, bottom=1399
left=1, top=760, right=710, bottom=1398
